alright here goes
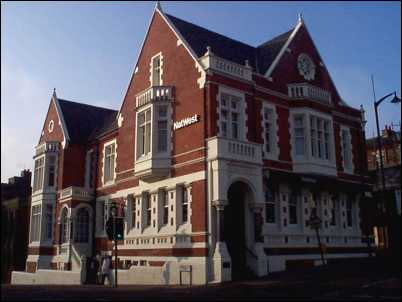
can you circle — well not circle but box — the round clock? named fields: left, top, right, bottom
left=297, top=53, right=316, bottom=81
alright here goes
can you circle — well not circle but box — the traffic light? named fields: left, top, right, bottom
left=106, top=217, right=114, bottom=240
left=115, top=217, right=124, bottom=241
left=105, top=217, right=124, bottom=241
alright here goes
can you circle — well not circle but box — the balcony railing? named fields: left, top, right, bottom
left=135, top=86, right=174, bottom=108
left=288, top=83, right=332, bottom=105
left=200, top=49, right=252, bottom=81
left=60, top=186, right=94, bottom=200
left=207, top=137, right=262, bottom=165
left=35, top=141, right=59, bottom=156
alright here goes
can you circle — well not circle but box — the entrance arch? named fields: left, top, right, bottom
left=224, top=181, right=254, bottom=280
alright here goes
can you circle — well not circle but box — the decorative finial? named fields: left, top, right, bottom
left=298, top=13, right=304, bottom=24
left=52, top=88, right=57, bottom=98
left=205, top=46, right=212, bottom=56
left=156, top=1, right=162, bottom=11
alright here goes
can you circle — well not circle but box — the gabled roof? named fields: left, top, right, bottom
left=57, top=99, right=118, bottom=144
left=165, top=13, right=293, bottom=75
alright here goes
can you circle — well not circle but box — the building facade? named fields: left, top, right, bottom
left=22, top=4, right=371, bottom=284
left=1, top=170, right=31, bottom=283
left=365, top=126, right=400, bottom=256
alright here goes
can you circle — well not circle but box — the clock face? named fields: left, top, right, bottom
left=297, top=53, right=316, bottom=81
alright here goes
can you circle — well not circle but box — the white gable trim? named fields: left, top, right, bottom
left=52, top=93, right=70, bottom=149
left=264, top=20, right=303, bottom=78
left=117, top=6, right=206, bottom=117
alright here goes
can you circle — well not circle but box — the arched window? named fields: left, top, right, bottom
left=75, top=208, right=89, bottom=243
left=60, top=208, right=69, bottom=244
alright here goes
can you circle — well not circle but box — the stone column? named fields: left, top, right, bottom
left=248, top=203, right=268, bottom=277
left=212, top=200, right=231, bottom=282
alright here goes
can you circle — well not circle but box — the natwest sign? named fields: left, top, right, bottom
left=173, top=114, right=199, bottom=130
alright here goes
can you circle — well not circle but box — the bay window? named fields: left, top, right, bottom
left=131, top=198, right=136, bottom=230
left=294, top=115, right=305, bottom=156
left=310, top=116, right=331, bottom=160
left=137, top=108, right=152, bottom=158
left=45, top=204, right=53, bottom=240
left=157, top=106, right=168, bottom=152
left=33, top=157, right=45, bottom=192
left=47, top=155, right=56, bottom=187
left=30, top=205, right=41, bottom=242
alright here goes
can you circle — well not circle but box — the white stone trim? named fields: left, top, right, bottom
left=98, top=171, right=205, bottom=200
left=52, top=94, right=70, bottom=149
left=264, top=20, right=303, bottom=78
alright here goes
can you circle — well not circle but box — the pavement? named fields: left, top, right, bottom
left=1, top=258, right=400, bottom=301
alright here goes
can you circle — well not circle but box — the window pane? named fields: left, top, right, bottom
left=157, top=121, right=168, bottom=152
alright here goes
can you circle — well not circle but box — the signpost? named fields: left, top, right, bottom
left=106, top=202, right=125, bottom=288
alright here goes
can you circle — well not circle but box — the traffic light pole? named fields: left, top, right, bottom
left=113, top=216, right=118, bottom=288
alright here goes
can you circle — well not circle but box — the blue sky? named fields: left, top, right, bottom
left=1, top=1, right=401, bottom=182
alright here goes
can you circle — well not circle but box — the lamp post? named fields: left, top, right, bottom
left=373, top=91, right=401, bottom=214
left=110, top=204, right=118, bottom=288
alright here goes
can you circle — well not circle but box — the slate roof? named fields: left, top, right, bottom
left=166, top=14, right=294, bottom=75
left=57, top=99, right=118, bottom=143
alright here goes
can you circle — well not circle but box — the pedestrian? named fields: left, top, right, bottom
left=101, top=255, right=112, bottom=286
left=96, top=253, right=102, bottom=285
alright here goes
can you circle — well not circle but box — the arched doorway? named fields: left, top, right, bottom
left=224, top=181, right=253, bottom=280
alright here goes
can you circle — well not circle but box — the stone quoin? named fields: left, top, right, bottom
left=14, top=2, right=372, bottom=285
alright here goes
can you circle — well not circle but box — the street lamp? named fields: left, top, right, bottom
left=374, top=91, right=401, bottom=213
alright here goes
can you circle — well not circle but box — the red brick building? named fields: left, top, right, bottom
left=22, top=4, right=371, bottom=284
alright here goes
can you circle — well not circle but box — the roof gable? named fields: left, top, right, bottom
left=165, top=13, right=294, bottom=75
left=57, top=99, right=117, bottom=144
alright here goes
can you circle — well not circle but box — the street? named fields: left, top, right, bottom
left=2, top=258, right=400, bottom=301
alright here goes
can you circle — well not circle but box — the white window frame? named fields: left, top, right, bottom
left=44, top=204, right=53, bottom=241
left=102, top=140, right=117, bottom=186
left=135, top=106, right=153, bottom=160
left=340, top=126, right=354, bottom=174
left=217, top=86, right=246, bottom=141
left=310, top=116, right=332, bottom=160
left=84, top=149, right=93, bottom=188
left=33, top=155, right=45, bottom=192
left=46, top=155, right=57, bottom=188
left=156, top=104, right=169, bottom=153
left=288, top=190, right=300, bottom=225
left=29, top=204, right=42, bottom=243
left=264, top=185, right=276, bottom=224
left=150, top=52, right=163, bottom=86
left=293, top=114, right=306, bottom=158
left=261, top=102, right=278, bottom=160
